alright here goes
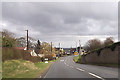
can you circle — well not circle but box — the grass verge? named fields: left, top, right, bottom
left=73, top=55, right=81, bottom=63
left=2, top=59, right=52, bottom=78
left=0, top=63, right=1, bottom=80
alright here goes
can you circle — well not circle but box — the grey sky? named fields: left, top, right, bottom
left=1, top=2, right=118, bottom=48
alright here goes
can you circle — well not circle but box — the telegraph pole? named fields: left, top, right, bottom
left=51, top=42, right=52, bottom=54
left=25, top=30, right=29, bottom=50
left=59, top=43, right=60, bottom=57
left=79, top=40, right=81, bottom=55
left=76, top=41, right=77, bottom=52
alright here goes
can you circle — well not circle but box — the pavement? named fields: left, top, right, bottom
left=42, top=55, right=119, bottom=80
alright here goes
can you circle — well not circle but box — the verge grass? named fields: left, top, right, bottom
left=74, top=55, right=81, bottom=63
left=2, top=59, right=51, bottom=78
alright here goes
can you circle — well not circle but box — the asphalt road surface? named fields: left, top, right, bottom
left=43, top=56, right=119, bottom=80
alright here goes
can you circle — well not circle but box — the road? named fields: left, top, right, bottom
left=43, top=56, right=119, bottom=80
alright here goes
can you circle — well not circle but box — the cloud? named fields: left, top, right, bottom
left=1, top=2, right=118, bottom=47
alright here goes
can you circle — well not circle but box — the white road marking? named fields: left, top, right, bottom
left=60, top=60, right=64, bottom=61
left=88, top=72, right=105, bottom=80
left=76, top=68, right=85, bottom=72
left=67, top=65, right=69, bottom=66
left=55, top=56, right=105, bottom=80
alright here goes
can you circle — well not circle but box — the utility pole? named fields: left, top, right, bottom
left=76, top=41, right=77, bottom=52
left=59, top=43, right=60, bottom=57
left=79, top=40, right=81, bottom=55
left=51, top=42, right=52, bottom=54
left=25, top=30, right=29, bottom=50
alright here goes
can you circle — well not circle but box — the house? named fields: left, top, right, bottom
left=30, top=49, right=37, bottom=56
left=15, top=47, right=40, bottom=57
left=15, top=47, right=45, bottom=57
left=15, top=47, right=26, bottom=50
left=30, top=49, right=44, bottom=57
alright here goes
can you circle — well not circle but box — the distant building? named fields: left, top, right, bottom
left=63, top=48, right=71, bottom=55
left=15, top=47, right=26, bottom=50
left=15, top=47, right=44, bottom=57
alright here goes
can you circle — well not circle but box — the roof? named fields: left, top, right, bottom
left=15, top=47, right=26, bottom=50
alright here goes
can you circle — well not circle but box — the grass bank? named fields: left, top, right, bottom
left=2, top=59, right=53, bottom=78
left=0, top=63, right=1, bottom=80
left=73, top=55, right=81, bottom=63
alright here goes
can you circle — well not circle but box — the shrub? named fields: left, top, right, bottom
left=44, top=54, right=53, bottom=60
left=41, top=57, right=44, bottom=62
left=97, top=48, right=103, bottom=56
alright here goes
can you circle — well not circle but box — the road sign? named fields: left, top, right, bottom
left=52, top=53, right=56, bottom=57
left=74, top=51, right=78, bottom=56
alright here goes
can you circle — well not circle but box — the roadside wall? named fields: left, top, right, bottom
left=81, top=44, right=120, bottom=64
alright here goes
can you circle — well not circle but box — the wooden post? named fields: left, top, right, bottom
left=25, top=30, right=29, bottom=50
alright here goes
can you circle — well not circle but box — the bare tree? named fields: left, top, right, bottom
left=41, top=42, right=51, bottom=54
left=17, top=37, right=26, bottom=47
left=2, top=29, right=15, bottom=38
left=84, top=39, right=102, bottom=52
left=17, top=36, right=36, bottom=48
left=104, top=37, right=114, bottom=46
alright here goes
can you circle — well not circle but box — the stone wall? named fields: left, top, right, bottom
left=81, top=44, right=120, bottom=64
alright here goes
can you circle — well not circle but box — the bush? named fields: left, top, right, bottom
left=41, top=57, right=44, bottom=62
left=44, top=54, right=53, bottom=60
left=110, top=42, right=118, bottom=51
left=97, top=48, right=103, bottom=56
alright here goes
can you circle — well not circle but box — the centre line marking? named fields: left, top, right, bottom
left=88, top=72, right=105, bottom=80
left=76, top=68, right=85, bottom=72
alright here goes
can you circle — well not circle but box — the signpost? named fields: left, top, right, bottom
left=74, top=51, right=78, bottom=56
left=52, top=53, right=56, bottom=60
left=52, top=53, right=56, bottom=57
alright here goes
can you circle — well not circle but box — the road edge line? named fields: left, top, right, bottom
left=88, top=72, right=105, bottom=80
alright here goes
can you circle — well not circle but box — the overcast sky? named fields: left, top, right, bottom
left=1, top=2, right=118, bottom=48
